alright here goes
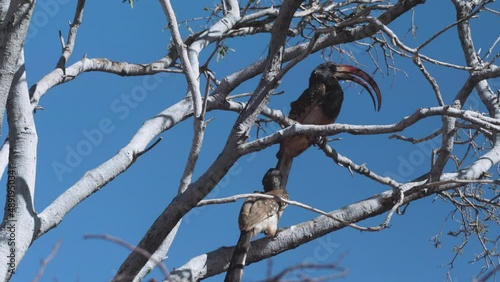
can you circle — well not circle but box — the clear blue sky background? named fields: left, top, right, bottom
left=1, top=1, right=499, bottom=281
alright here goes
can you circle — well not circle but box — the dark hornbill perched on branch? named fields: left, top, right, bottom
left=224, top=169, right=289, bottom=282
left=276, top=62, right=382, bottom=188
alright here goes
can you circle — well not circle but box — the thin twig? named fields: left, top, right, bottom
left=483, top=6, right=500, bottom=16
left=32, top=240, right=63, bottom=282
left=84, top=234, right=170, bottom=280
left=260, top=257, right=348, bottom=282
left=416, top=7, right=480, bottom=52
left=476, top=258, right=500, bottom=282
left=413, top=55, right=444, bottom=106
left=389, top=129, right=442, bottom=144
left=56, top=0, right=86, bottom=72
left=483, top=36, right=500, bottom=61
left=198, top=191, right=404, bottom=232
left=320, top=143, right=402, bottom=189
left=369, top=17, right=474, bottom=70
left=228, top=90, right=285, bottom=100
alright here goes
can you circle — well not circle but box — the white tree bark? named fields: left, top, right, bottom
left=0, top=1, right=34, bottom=140
left=0, top=0, right=497, bottom=281
left=0, top=51, right=37, bottom=282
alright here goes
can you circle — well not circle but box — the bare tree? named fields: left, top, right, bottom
left=0, top=0, right=499, bottom=281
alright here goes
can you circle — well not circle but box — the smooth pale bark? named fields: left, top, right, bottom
left=0, top=1, right=497, bottom=281
left=0, top=51, right=38, bottom=282
left=0, top=1, right=34, bottom=141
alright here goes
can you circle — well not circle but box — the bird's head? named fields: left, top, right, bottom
left=312, top=62, right=382, bottom=111
left=262, top=168, right=282, bottom=192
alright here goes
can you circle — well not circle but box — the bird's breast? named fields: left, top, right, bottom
left=301, top=105, right=335, bottom=125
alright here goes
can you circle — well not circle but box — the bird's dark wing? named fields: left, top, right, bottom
left=288, top=83, right=326, bottom=122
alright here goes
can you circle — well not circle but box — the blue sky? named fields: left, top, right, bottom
left=1, top=0, right=499, bottom=281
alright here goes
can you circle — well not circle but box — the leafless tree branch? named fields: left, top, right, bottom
left=32, top=240, right=63, bottom=282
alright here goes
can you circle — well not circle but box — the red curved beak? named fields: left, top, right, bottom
left=334, top=65, right=382, bottom=111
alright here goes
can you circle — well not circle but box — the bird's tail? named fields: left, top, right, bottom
left=225, top=230, right=253, bottom=282
left=276, top=152, right=293, bottom=190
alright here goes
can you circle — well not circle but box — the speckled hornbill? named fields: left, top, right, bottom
left=276, top=62, right=382, bottom=188
left=224, top=169, right=288, bottom=282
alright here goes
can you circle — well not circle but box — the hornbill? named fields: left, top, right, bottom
left=225, top=169, right=289, bottom=282
left=276, top=62, right=382, bottom=188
